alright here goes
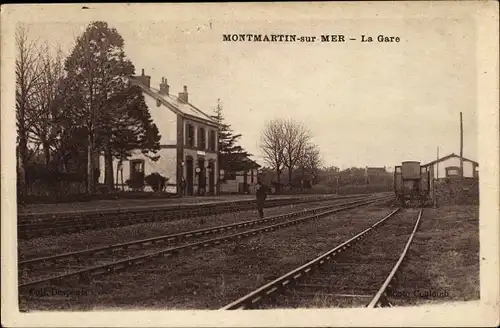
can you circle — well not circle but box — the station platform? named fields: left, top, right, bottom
left=17, top=194, right=334, bottom=216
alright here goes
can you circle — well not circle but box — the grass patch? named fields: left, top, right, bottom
left=391, top=205, right=479, bottom=305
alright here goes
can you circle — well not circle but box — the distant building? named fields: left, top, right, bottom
left=423, top=153, right=478, bottom=179
left=98, top=69, right=221, bottom=195
left=364, top=166, right=391, bottom=185
left=365, top=166, right=387, bottom=175
left=219, top=158, right=261, bottom=194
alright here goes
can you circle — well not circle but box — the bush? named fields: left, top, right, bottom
left=24, top=163, right=87, bottom=184
left=145, top=172, right=168, bottom=192
left=311, top=184, right=333, bottom=193
left=126, top=172, right=145, bottom=191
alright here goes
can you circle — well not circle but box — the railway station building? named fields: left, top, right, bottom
left=98, top=69, right=221, bottom=196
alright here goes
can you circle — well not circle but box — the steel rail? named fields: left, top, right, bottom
left=18, top=195, right=359, bottom=223
left=221, top=207, right=401, bottom=310
left=366, top=209, right=423, bottom=308
left=18, top=196, right=392, bottom=290
left=18, top=195, right=369, bottom=239
left=19, top=196, right=376, bottom=267
left=19, top=194, right=364, bottom=222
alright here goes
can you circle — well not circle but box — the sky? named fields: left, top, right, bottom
left=22, top=12, right=478, bottom=170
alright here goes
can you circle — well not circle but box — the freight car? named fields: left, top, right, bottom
left=394, top=161, right=432, bottom=207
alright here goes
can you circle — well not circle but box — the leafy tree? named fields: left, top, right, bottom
left=211, top=99, right=252, bottom=171
left=103, top=85, right=161, bottom=162
left=64, top=21, right=160, bottom=192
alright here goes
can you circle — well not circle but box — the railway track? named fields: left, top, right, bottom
left=18, top=195, right=393, bottom=290
left=18, top=194, right=373, bottom=239
left=221, top=207, right=422, bottom=310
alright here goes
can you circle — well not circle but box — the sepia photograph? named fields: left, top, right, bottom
left=1, top=2, right=499, bottom=327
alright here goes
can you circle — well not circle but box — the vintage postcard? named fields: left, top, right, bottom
left=1, top=2, right=499, bottom=327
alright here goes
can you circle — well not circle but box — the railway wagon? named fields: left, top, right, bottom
left=394, top=161, right=432, bottom=207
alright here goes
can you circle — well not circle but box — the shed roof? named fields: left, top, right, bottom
left=423, top=153, right=478, bottom=167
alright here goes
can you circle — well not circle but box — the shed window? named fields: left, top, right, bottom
left=446, top=166, right=461, bottom=177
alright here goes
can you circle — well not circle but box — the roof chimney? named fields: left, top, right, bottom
left=131, top=69, right=150, bottom=88
left=159, top=77, right=170, bottom=96
left=179, top=85, right=188, bottom=103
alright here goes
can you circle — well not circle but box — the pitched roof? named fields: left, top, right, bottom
left=423, top=153, right=479, bottom=166
left=129, top=78, right=220, bottom=128
left=223, top=156, right=261, bottom=171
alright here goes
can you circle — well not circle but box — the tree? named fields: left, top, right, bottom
left=29, top=42, right=66, bottom=166
left=282, top=119, right=312, bottom=187
left=105, top=85, right=161, bottom=162
left=16, top=25, right=44, bottom=196
left=64, top=21, right=160, bottom=192
left=259, top=119, right=286, bottom=192
left=211, top=99, right=251, bottom=171
left=297, top=143, right=322, bottom=189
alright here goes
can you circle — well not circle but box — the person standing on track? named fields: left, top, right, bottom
left=255, top=178, right=268, bottom=218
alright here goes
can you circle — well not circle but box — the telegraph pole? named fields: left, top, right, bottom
left=365, top=166, right=368, bottom=185
left=434, top=146, right=439, bottom=208
left=436, top=146, right=439, bottom=179
left=460, top=112, right=464, bottom=177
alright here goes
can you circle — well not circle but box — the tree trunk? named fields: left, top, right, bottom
left=288, top=168, right=293, bottom=191
left=104, top=146, right=114, bottom=191
left=115, top=163, right=119, bottom=191
left=301, top=167, right=305, bottom=193
left=43, top=141, right=51, bottom=166
left=87, top=133, right=94, bottom=195
left=275, top=168, right=281, bottom=193
left=18, top=135, right=28, bottom=197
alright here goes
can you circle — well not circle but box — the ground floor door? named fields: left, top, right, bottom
left=186, top=158, right=194, bottom=196
left=208, top=161, right=215, bottom=195
left=198, top=159, right=206, bottom=195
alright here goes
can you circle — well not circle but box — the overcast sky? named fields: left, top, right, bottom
left=25, top=14, right=477, bottom=170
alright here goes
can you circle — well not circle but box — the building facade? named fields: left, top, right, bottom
left=98, top=70, right=220, bottom=195
left=219, top=161, right=261, bottom=194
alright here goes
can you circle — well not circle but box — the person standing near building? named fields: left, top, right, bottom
left=255, top=178, right=267, bottom=218
left=180, top=177, right=186, bottom=196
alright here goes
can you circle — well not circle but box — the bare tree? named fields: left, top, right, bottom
left=297, top=142, right=322, bottom=191
left=259, top=119, right=286, bottom=192
left=29, top=42, right=66, bottom=166
left=15, top=25, right=44, bottom=195
left=282, top=119, right=311, bottom=188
